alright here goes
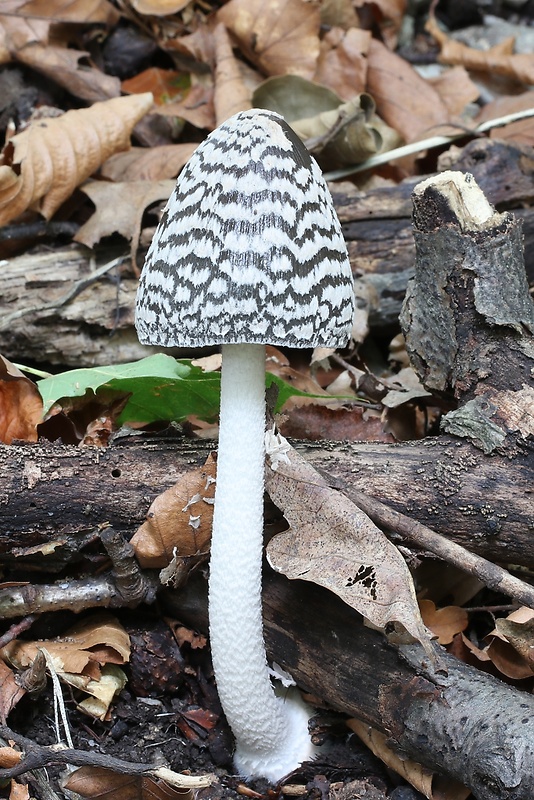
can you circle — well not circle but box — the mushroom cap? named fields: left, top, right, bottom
left=135, top=109, right=354, bottom=348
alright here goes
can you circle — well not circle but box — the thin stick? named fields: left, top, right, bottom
left=345, top=486, right=534, bottom=610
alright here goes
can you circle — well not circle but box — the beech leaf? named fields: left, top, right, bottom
left=0, top=92, right=154, bottom=226
left=265, top=438, right=433, bottom=654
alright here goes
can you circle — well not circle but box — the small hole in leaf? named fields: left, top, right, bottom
left=111, top=468, right=122, bottom=478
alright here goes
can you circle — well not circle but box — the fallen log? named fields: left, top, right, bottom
left=0, top=435, right=532, bottom=570
left=166, top=570, right=534, bottom=800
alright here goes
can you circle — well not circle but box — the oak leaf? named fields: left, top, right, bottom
left=265, top=438, right=432, bottom=654
left=0, top=92, right=153, bottom=226
left=74, top=179, right=175, bottom=250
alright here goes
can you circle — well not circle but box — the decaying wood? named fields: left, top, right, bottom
left=0, top=435, right=532, bottom=570
left=402, top=171, right=534, bottom=464
left=165, top=570, right=534, bottom=800
left=1, top=139, right=533, bottom=367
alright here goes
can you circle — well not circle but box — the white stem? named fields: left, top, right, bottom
left=209, top=343, right=314, bottom=781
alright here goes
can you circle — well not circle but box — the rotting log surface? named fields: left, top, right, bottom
left=167, top=570, right=534, bottom=800
left=1, top=434, right=532, bottom=569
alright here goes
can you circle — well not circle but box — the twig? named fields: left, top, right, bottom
left=0, top=614, right=38, bottom=649
left=0, top=570, right=159, bottom=619
left=0, top=725, right=216, bottom=788
left=343, top=486, right=534, bottom=610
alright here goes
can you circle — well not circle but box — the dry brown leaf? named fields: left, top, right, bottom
left=0, top=356, right=43, bottom=444
left=74, top=179, right=175, bottom=249
left=419, top=599, right=468, bottom=645
left=1, top=0, right=119, bottom=24
left=132, top=0, right=191, bottom=14
left=155, top=82, right=215, bottom=130
left=428, top=66, right=480, bottom=117
left=314, top=26, right=370, bottom=100
left=475, top=91, right=534, bottom=147
left=0, top=659, right=26, bottom=721
left=265, top=440, right=432, bottom=653
left=16, top=42, right=120, bottom=102
left=0, top=13, right=48, bottom=63
left=320, top=0, right=359, bottom=29
left=131, top=454, right=216, bottom=569
left=0, top=746, right=22, bottom=769
left=101, top=144, right=197, bottom=182
left=218, top=0, right=321, bottom=79
left=64, top=767, right=194, bottom=800
left=9, top=781, right=29, bottom=800
left=348, top=719, right=471, bottom=800
left=279, top=404, right=395, bottom=442
left=360, top=0, right=407, bottom=48
left=427, top=14, right=534, bottom=86
left=366, top=37, right=450, bottom=143
left=2, top=614, right=129, bottom=719
left=485, top=607, right=534, bottom=680
left=0, top=92, right=153, bottom=226
left=213, top=22, right=252, bottom=125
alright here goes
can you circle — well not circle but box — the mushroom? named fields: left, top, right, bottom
left=135, top=109, right=355, bottom=782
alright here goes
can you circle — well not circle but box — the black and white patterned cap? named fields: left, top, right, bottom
left=135, top=109, right=355, bottom=348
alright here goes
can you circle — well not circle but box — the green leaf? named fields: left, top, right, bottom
left=37, top=354, right=221, bottom=425
left=37, top=355, right=329, bottom=427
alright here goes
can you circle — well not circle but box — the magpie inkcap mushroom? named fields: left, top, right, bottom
left=135, top=108, right=354, bottom=782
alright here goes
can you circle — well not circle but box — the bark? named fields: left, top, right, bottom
left=0, top=435, right=532, bottom=570
left=400, top=169, right=534, bottom=457
left=1, top=139, right=533, bottom=368
left=165, top=570, right=534, bottom=800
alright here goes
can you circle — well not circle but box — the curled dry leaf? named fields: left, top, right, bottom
left=131, top=453, right=216, bottom=569
left=0, top=92, right=154, bottom=226
left=218, top=0, right=321, bottom=79
left=16, top=42, right=121, bottom=103
left=1, top=614, right=130, bottom=719
left=265, top=439, right=433, bottom=654
left=485, top=607, right=534, bottom=680
left=0, top=356, right=43, bottom=444
left=131, top=0, right=192, bottom=15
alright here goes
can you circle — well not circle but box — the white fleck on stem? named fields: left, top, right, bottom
left=209, top=343, right=314, bottom=781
